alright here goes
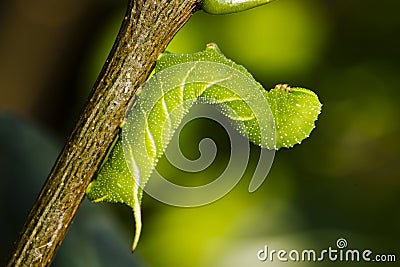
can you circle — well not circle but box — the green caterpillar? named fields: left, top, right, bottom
left=202, top=0, right=276, bottom=14
left=86, top=44, right=322, bottom=250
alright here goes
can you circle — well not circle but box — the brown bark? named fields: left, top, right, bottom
left=6, top=0, right=201, bottom=266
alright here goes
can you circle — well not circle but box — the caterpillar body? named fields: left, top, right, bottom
left=202, top=0, right=276, bottom=14
left=86, top=44, right=322, bottom=251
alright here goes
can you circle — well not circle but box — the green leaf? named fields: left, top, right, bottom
left=86, top=44, right=322, bottom=251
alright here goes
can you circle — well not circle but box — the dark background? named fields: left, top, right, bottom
left=1, top=0, right=399, bottom=266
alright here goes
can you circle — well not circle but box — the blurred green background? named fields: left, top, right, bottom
left=1, top=0, right=399, bottom=266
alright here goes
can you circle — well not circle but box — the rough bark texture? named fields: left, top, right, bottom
left=6, top=0, right=201, bottom=266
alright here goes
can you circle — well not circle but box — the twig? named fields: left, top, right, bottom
left=6, top=0, right=201, bottom=266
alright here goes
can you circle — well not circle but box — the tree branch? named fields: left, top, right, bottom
left=6, top=0, right=201, bottom=266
